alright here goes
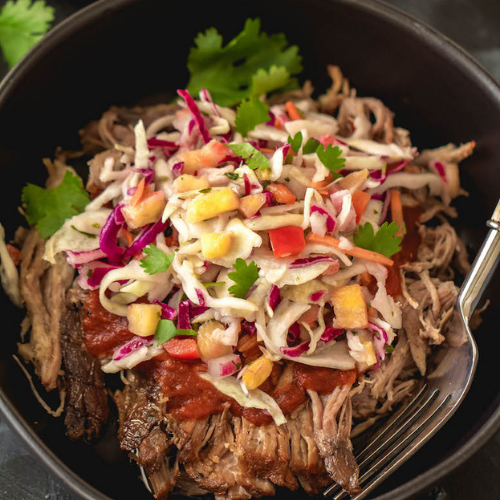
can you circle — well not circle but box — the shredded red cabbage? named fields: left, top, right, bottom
left=100, top=205, right=125, bottom=263
left=310, top=205, right=336, bottom=232
left=76, top=262, right=121, bottom=290
left=289, top=256, right=336, bottom=269
left=368, top=322, right=389, bottom=364
left=379, top=190, right=391, bottom=225
left=147, top=137, right=178, bottom=149
left=172, top=162, right=184, bottom=178
left=309, top=290, right=325, bottom=302
left=287, top=322, right=300, bottom=343
left=123, top=219, right=169, bottom=259
left=241, top=321, right=256, bottom=335
left=131, top=167, right=154, bottom=184
left=280, top=340, right=310, bottom=357
left=200, top=88, right=220, bottom=117
left=153, top=299, right=178, bottom=320
left=177, top=89, right=211, bottom=144
left=320, top=326, right=344, bottom=342
left=268, top=285, right=281, bottom=311
left=177, top=300, right=191, bottom=330
left=243, top=173, right=251, bottom=196
left=113, top=335, right=153, bottom=361
left=262, top=191, right=273, bottom=206
left=431, top=160, right=447, bottom=183
left=195, top=289, right=206, bottom=307
left=66, top=248, right=106, bottom=268
left=190, top=304, right=209, bottom=319
left=207, top=354, right=242, bottom=378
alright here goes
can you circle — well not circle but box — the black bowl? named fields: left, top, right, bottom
left=0, top=0, right=499, bottom=499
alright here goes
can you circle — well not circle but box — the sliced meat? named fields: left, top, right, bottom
left=287, top=405, right=331, bottom=495
left=87, top=149, right=124, bottom=193
left=18, top=229, right=74, bottom=390
left=60, top=307, right=109, bottom=441
left=114, top=373, right=165, bottom=451
left=233, top=416, right=298, bottom=491
left=308, top=386, right=361, bottom=496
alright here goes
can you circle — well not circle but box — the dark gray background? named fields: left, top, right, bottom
left=0, top=0, right=499, bottom=499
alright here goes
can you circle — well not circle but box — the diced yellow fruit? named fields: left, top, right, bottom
left=186, top=187, right=240, bottom=223
left=362, top=341, right=377, bottom=366
left=257, top=168, right=271, bottom=181
left=122, top=191, right=166, bottom=229
left=201, top=231, right=233, bottom=259
left=197, top=320, right=234, bottom=361
left=331, top=284, right=369, bottom=329
left=238, top=193, right=267, bottom=218
left=127, top=303, right=162, bottom=337
left=173, top=174, right=210, bottom=193
left=242, top=355, right=273, bottom=390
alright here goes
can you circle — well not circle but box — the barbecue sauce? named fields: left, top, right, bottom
left=139, top=355, right=358, bottom=426
left=82, top=290, right=135, bottom=358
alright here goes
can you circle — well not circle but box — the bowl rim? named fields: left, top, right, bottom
left=0, top=0, right=499, bottom=499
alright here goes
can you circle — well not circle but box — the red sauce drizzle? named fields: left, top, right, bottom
left=82, top=290, right=135, bottom=358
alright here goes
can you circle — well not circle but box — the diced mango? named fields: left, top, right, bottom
left=242, top=355, right=273, bottom=390
left=197, top=320, right=233, bottom=361
left=173, top=174, right=210, bottom=193
left=201, top=231, right=233, bottom=259
left=180, top=139, right=231, bottom=174
left=186, top=187, right=240, bottom=223
left=127, top=303, right=162, bottom=337
left=331, top=284, right=369, bottom=329
left=362, top=341, right=377, bottom=367
left=238, top=193, right=267, bottom=218
left=122, top=190, right=166, bottom=229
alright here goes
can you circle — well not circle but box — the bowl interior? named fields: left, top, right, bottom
left=0, top=0, right=499, bottom=499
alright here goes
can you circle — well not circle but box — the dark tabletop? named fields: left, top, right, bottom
left=1, top=0, right=500, bottom=499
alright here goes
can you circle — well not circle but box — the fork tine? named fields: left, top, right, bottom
left=333, top=392, right=452, bottom=500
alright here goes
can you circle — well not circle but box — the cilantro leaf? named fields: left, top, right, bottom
left=226, top=142, right=270, bottom=170
left=0, top=0, right=54, bottom=68
left=228, top=258, right=259, bottom=298
left=287, top=131, right=303, bottom=153
left=22, top=170, right=89, bottom=239
left=251, top=65, right=292, bottom=95
left=353, top=222, right=402, bottom=258
left=316, top=144, right=345, bottom=179
left=385, top=344, right=395, bottom=354
left=235, top=97, right=270, bottom=137
left=225, top=172, right=239, bottom=181
left=140, top=244, right=175, bottom=275
left=303, top=137, right=320, bottom=155
left=155, top=319, right=197, bottom=347
left=187, top=18, right=302, bottom=107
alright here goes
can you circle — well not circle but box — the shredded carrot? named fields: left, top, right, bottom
left=285, top=101, right=302, bottom=121
left=307, top=233, right=395, bottom=266
left=316, top=187, right=330, bottom=196
left=260, top=147, right=276, bottom=154
left=121, top=228, right=135, bottom=246
left=274, top=117, right=284, bottom=130
left=130, top=178, right=146, bottom=207
left=352, top=189, right=371, bottom=223
left=267, top=183, right=296, bottom=205
left=309, top=173, right=333, bottom=189
left=390, top=189, right=405, bottom=237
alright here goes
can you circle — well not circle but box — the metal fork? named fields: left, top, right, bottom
left=324, top=199, right=500, bottom=500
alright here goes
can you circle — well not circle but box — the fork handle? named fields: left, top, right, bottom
left=459, top=199, right=500, bottom=322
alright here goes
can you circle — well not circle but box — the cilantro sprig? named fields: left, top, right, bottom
left=353, top=222, right=402, bottom=258
left=187, top=18, right=302, bottom=107
left=286, top=132, right=345, bottom=177
left=140, top=244, right=175, bottom=275
left=0, top=0, right=54, bottom=68
left=155, top=319, right=197, bottom=347
left=228, top=258, right=259, bottom=298
left=226, top=142, right=270, bottom=170
left=234, top=96, right=270, bottom=137
left=22, top=170, right=89, bottom=238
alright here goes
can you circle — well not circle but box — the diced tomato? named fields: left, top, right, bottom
left=352, top=189, right=371, bottom=223
left=269, top=226, right=306, bottom=259
left=164, top=338, right=200, bottom=360
left=267, top=184, right=296, bottom=205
